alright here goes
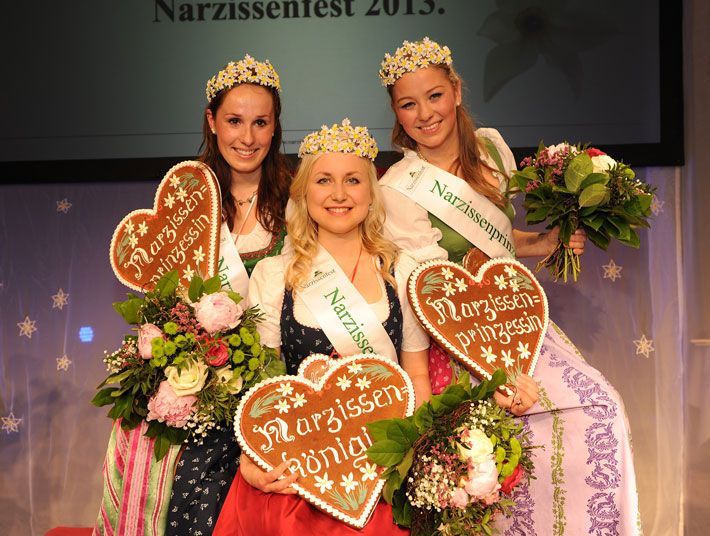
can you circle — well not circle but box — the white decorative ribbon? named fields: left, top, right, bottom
left=217, top=221, right=250, bottom=299
left=297, top=246, right=398, bottom=362
left=383, top=159, right=515, bottom=259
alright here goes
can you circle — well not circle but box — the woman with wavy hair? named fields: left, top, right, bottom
left=93, top=54, right=291, bottom=536
left=377, top=37, right=641, bottom=534
left=212, top=119, right=430, bottom=535
left=201, top=54, right=291, bottom=280
left=165, top=54, right=291, bottom=535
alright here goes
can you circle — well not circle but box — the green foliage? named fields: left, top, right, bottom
left=363, top=366, right=538, bottom=534
left=564, top=152, right=593, bottom=192
left=510, top=143, right=656, bottom=282
left=93, top=270, right=281, bottom=461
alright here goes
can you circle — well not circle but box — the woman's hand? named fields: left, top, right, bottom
left=545, top=226, right=587, bottom=256
left=239, top=453, right=298, bottom=494
left=401, top=349, right=432, bottom=408
left=493, top=374, right=540, bottom=416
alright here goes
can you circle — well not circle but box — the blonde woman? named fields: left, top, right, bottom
left=213, top=119, right=429, bottom=535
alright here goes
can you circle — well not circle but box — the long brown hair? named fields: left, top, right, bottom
left=199, top=85, right=291, bottom=233
left=388, top=65, right=507, bottom=208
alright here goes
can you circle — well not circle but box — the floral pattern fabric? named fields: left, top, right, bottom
left=429, top=323, right=642, bottom=535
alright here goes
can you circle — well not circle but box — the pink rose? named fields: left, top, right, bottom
left=204, top=338, right=229, bottom=367
left=450, top=487, right=469, bottom=509
left=463, top=456, right=500, bottom=499
left=194, top=292, right=243, bottom=334
left=500, top=463, right=523, bottom=495
left=137, top=323, right=165, bottom=360
left=147, top=381, right=197, bottom=428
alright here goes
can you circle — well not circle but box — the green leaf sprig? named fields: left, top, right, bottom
left=508, top=142, right=656, bottom=282
left=365, top=369, right=534, bottom=534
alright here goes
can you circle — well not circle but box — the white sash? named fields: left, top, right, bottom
left=297, top=246, right=398, bottom=362
left=217, top=221, right=250, bottom=299
left=386, top=159, right=515, bottom=259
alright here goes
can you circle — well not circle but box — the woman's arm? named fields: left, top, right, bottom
left=400, top=349, right=432, bottom=407
left=239, top=453, right=298, bottom=494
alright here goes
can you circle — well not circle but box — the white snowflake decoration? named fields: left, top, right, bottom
left=2, top=412, right=22, bottom=434
left=633, top=334, right=655, bottom=358
left=56, top=198, right=72, bottom=213
left=17, top=316, right=37, bottom=339
left=57, top=354, right=72, bottom=371
left=52, top=288, right=70, bottom=309
left=602, top=260, right=623, bottom=282
left=651, top=195, right=664, bottom=216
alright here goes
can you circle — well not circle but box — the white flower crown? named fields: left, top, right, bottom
left=298, top=118, right=378, bottom=161
left=378, top=37, right=452, bottom=87
left=205, top=54, right=280, bottom=102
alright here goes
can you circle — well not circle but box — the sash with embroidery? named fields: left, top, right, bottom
left=217, top=222, right=250, bottom=299
left=297, top=246, right=398, bottom=362
left=385, top=158, right=515, bottom=259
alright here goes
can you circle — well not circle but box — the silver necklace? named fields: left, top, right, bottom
left=234, top=190, right=257, bottom=207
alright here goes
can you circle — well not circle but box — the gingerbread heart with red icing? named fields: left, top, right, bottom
left=408, top=259, right=548, bottom=394
left=109, top=161, right=221, bottom=292
left=235, top=354, right=415, bottom=528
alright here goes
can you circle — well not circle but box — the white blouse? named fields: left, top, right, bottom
left=380, top=127, right=517, bottom=263
left=231, top=219, right=272, bottom=254
left=247, top=251, right=430, bottom=354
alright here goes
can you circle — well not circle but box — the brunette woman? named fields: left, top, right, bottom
left=166, top=55, right=291, bottom=535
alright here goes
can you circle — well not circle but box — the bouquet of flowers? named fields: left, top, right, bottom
left=508, top=142, right=656, bottom=282
left=91, top=271, right=285, bottom=460
left=366, top=370, right=534, bottom=535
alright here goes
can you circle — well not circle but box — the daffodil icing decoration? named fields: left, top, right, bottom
left=205, top=54, right=281, bottom=102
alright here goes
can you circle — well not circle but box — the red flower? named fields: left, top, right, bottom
left=585, top=147, right=607, bottom=157
left=204, top=338, right=229, bottom=367
left=500, top=463, right=523, bottom=495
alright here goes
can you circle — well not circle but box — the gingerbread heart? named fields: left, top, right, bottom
left=235, top=354, right=415, bottom=528
left=109, top=161, right=221, bottom=292
left=408, top=259, right=548, bottom=394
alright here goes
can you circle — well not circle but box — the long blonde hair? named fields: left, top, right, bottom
left=285, top=153, right=399, bottom=291
left=388, top=64, right=507, bottom=208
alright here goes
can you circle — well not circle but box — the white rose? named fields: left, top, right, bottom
left=591, top=154, right=617, bottom=174
left=215, top=366, right=244, bottom=395
left=165, top=361, right=209, bottom=396
left=546, top=143, right=578, bottom=156
left=457, top=427, right=494, bottom=464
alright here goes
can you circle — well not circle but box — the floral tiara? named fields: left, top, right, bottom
left=205, top=54, right=280, bottom=102
left=378, top=37, right=452, bottom=87
left=298, top=118, right=378, bottom=161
